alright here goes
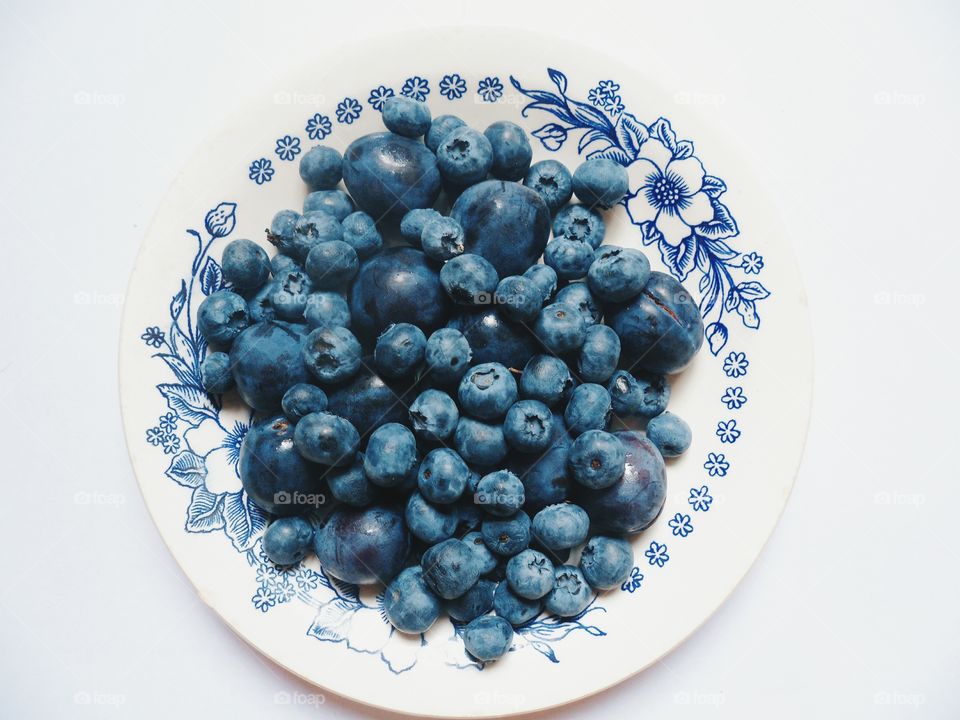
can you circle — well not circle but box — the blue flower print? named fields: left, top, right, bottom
left=145, top=427, right=164, bottom=446
left=716, top=420, right=741, bottom=444
left=439, top=74, right=467, bottom=100
left=668, top=513, right=694, bottom=538
left=688, top=485, right=714, bottom=512
left=141, top=326, right=165, bottom=348
left=158, top=412, right=177, bottom=433
left=248, top=158, right=274, bottom=185
left=704, top=453, right=729, bottom=477
left=336, top=97, right=362, bottom=124
left=275, top=582, right=296, bottom=603
left=533, top=123, right=568, bottom=151
left=603, top=94, right=624, bottom=115
left=295, top=566, right=320, bottom=592
left=644, top=541, right=669, bottom=567
left=305, top=113, right=332, bottom=140
left=400, top=75, right=430, bottom=101
left=598, top=79, right=620, bottom=95
left=367, top=85, right=395, bottom=111
left=588, top=87, right=605, bottom=107
left=723, top=351, right=749, bottom=378
left=721, top=386, right=747, bottom=410
left=478, top=76, right=503, bottom=102
left=223, top=421, right=247, bottom=467
left=161, top=434, right=181, bottom=455
left=741, top=252, right=764, bottom=274
left=274, top=135, right=301, bottom=161
left=252, top=586, right=276, bottom=612
left=620, top=566, right=643, bottom=593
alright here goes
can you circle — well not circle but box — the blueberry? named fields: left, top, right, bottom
left=572, top=431, right=667, bottom=533
left=532, top=504, right=590, bottom=550
left=400, top=208, right=442, bottom=245
left=579, top=536, right=634, bottom=590
left=506, top=548, right=555, bottom=600
left=409, top=389, right=459, bottom=442
left=577, top=324, right=620, bottom=383
left=420, top=538, right=481, bottom=599
left=586, top=245, right=651, bottom=303
left=446, top=578, right=497, bottom=623
left=326, top=367, right=414, bottom=437
left=374, top=323, right=427, bottom=379
left=269, top=210, right=301, bottom=252
left=222, top=239, right=270, bottom=291
left=200, top=351, right=233, bottom=393
left=646, top=412, right=692, bottom=457
left=437, top=126, right=493, bottom=187
left=522, top=264, right=558, bottom=303
left=494, top=275, right=542, bottom=324
left=524, top=159, right=573, bottom=213
left=384, top=566, right=441, bottom=633
left=418, top=448, right=469, bottom=504
left=343, top=132, right=441, bottom=221
left=421, top=216, right=465, bottom=261
left=554, top=282, right=602, bottom=326
left=552, top=204, right=605, bottom=248
left=509, top=424, right=573, bottom=513
left=564, top=383, right=612, bottom=436
left=288, top=211, right=343, bottom=260
left=475, top=470, right=525, bottom=517
left=262, top=517, right=315, bottom=566
left=441, top=253, right=499, bottom=306
left=463, top=615, right=513, bottom=661
left=340, top=211, right=383, bottom=260
left=326, top=453, right=381, bottom=507
left=230, top=322, right=311, bottom=411
left=304, top=240, right=359, bottom=290
left=382, top=96, right=431, bottom=138
left=239, top=415, right=324, bottom=515
left=281, top=383, right=328, bottom=422
left=293, top=411, right=360, bottom=466
left=606, top=370, right=670, bottom=419
left=544, top=237, right=593, bottom=281
left=405, top=491, right=458, bottom=543
left=301, top=326, right=362, bottom=385
left=544, top=565, right=592, bottom=617
left=447, top=308, right=537, bottom=370
left=425, top=114, right=466, bottom=153
left=606, top=271, right=705, bottom=374
left=424, top=328, right=472, bottom=386
left=462, top=531, right=498, bottom=575
left=198, top=290, right=250, bottom=347
left=494, top=582, right=542, bottom=626
left=299, top=145, right=343, bottom=191
left=531, top=538, right=571, bottom=566
left=303, top=189, right=355, bottom=222
left=520, top=354, right=574, bottom=408
left=452, top=180, right=551, bottom=277
left=247, top=281, right=280, bottom=323
left=304, top=291, right=351, bottom=329
left=533, top=302, right=587, bottom=355
left=269, top=251, right=300, bottom=276
left=457, top=500, right=484, bottom=534
left=458, top=362, right=517, bottom=420
left=365, top=423, right=418, bottom=487
left=572, top=158, right=629, bottom=208
left=483, top=121, right=532, bottom=180
left=270, top=268, right=313, bottom=320
left=503, top=400, right=553, bottom=454
left=569, top=430, right=625, bottom=489
left=315, top=505, right=410, bottom=584
left=481, top=511, right=531, bottom=556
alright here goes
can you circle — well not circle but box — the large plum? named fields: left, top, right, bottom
left=326, top=364, right=418, bottom=438
left=447, top=307, right=538, bottom=371
left=314, top=505, right=410, bottom=584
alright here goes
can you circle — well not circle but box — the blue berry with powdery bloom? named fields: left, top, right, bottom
left=302, top=326, right=362, bottom=385
left=552, top=204, right=605, bottom=248
left=503, top=400, right=553, bottom=454
left=446, top=578, right=497, bottom=623
left=269, top=210, right=300, bottom=253
left=463, top=615, right=513, bottom=661
left=426, top=114, right=466, bottom=153
left=421, top=538, right=481, bottom=600
left=382, top=95, right=432, bottom=138
left=304, top=291, right=351, bottom=329
left=400, top=208, right=442, bottom=246
left=269, top=251, right=300, bottom=276
left=462, top=531, right=498, bottom=575
left=579, top=536, right=634, bottom=590
left=533, top=302, right=587, bottom=355
left=221, top=239, right=270, bottom=291
left=303, top=189, right=355, bottom=222
left=481, top=510, right=531, bottom=556
left=384, top=566, right=441, bottom=634
left=409, top=389, right=459, bottom=442
left=524, top=159, right=573, bottom=213
left=437, top=126, right=494, bottom=188
left=572, top=157, right=629, bottom=208
left=587, top=245, right=651, bottom=302
left=374, top=323, right=427, bottom=379
left=495, top=275, right=542, bottom=323
left=247, top=282, right=279, bottom=323
left=532, top=504, right=590, bottom=550
left=270, top=268, right=312, bottom=320
left=230, top=322, right=310, bottom=411
left=578, top=324, right=620, bottom=383
left=315, top=505, right=410, bottom=584
left=484, top=121, right=532, bottom=181
left=304, top=240, right=359, bottom=290
left=646, top=412, right=692, bottom=458
left=263, top=516, right=315, bottom=566
left=569, top=430, right=625, bottom=489
left=341, top=211, right=383, bottom=260
left=606, top=370, right=670, bottom=419
left=544, top=565, right=592, bottom=617
left=523, top=264, right=558, bottom=303
left=458, top=362, right=517, bottom=421
left=281, top=383, right=327, bottom=422
left=506, top=548, right=555, bottom=599
left=197, top=290, right=249, bottom=347
left=299, top=145, right=343, bottom=191
left=421, top=216, right=465, bottom=261
left=475, top=470, right=525, bottom=517
left=441, top=253, right=499, bottom=306
left=293, top=411, right=359, bottom=466
left=418, top=448, right=469, bottom=504
left=555, top=282, right=602, bottom=326
left=365, top=423, right=419, bottom=487
left=326, top=453, right=381, bottom=507
left=564, top=383, right=612, bottom=436
left=494, top=581, right=541, bottom=626
left=240, top=415, right=324, bottom=515
left=200, top=351, right=233, bottom=393
left=544, top=237, right=593, bottom=280
left=424, top=328, right=472, bottom=386
left=520, top=354, right=574, bottom=408
left=405, top=491, right=458, bottom=543
left=289, top=211, right=343, bottom=260
left=509, top=417, right=573, bottom=513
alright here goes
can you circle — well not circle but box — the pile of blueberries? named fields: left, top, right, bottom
left=197, top=95, right=703, bottom=662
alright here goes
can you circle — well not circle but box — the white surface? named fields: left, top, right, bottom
left=0, top=1, right=956, bottom=718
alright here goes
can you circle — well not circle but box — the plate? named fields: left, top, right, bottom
left=119, top=29, right=812, bottom=718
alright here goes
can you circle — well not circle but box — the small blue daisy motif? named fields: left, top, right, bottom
left=644, top=541, right=670, bottom=568
left=305, top=113, right=332, bottom=140
left=668, top=514, right=694, bottom=538
left=248, top=158, right=274, bottom=185
left=274, top=135, right=301, bottom=161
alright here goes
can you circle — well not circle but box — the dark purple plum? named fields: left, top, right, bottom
left=314, top=505, right=410, bottom=584
left=509, top=415, right=573, bottom=513
left=326, top=364, right=418, bottom=438
left=447, top=307, right=537, bottom=371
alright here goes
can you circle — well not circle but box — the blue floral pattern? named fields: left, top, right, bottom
left=721, top=386, right=747, bottom=410
left=247, top=158, right=274, bottom=185
left=688, top=486, right=714, bottom=512
left=400, top=76, right=429, bottom=101
left=439, top=73, right=467, bottom=100
left=305, top=113, right=332, bottom=140
left=274, top=134, right=301, bottom=161
left=716, top=419, right=741, bottom=444
left=478, top=76, right=504, bottom=102
left=336, top=97, right=362, bottom=124
left=704, top=453, right=730, bottom=477
left=620, top=567, right=644, bottom=593
left=367, top=85, right=395, bottom=111
left=723, top=351, right=749, bottom=378
left=644, top=541, right=670, bottom=567
left=668, top=514, right=694, bottom=538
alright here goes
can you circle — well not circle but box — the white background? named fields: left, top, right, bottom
left=1, top=1, right=957, bottom=718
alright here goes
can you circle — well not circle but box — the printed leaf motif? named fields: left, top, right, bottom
left=157, top=383, right=218, bottom=427
left=526, top=640, right=559, bottom=663
left=578, top=128, right=610, bottom=153
left=705, top=322, right=729, bottom=355
left=736, top=281, right=771, bottom=301
left=154, top=352, right=200, bottom=387
left=736, top=299, right=760, bottom=328
left=700, top=237, right=739, bottom=261
left=696, top=200, right=739, bottom=240
left=547, top=68, right=568, bottom=94
left=614, top=112, right=648, bottom=158
left=701, top=175, right=727, bottom=198
left=649, top=117, right=677, bottom=153
left=185, top=486, right=224, bottom=532
left=223, top=490, right=267, bottom=552
left=199, top=257, right=224, bottom=296
left=308, top=599, right=357, bottom=642
left=532, top=123, right=568, bottom=151
left=673, top=140, right=694, bottom=159
left=170, top=280, right=187, bottom=320
left=659, top=235, right=698, bottom=282
left=165, top=450, right=206, bottom=488
left=587, top=147, right=632, bottom=164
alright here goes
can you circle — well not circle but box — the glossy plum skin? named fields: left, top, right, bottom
left=451, top=180, right=551, bottom=277
left=572, top=431, right=667, bottom=534
left=509, top=415, right=573, bottom=513
left=314, top=505, right=410, bottom=584
left=229, top=322, right=310, bottom=412
left=341, top=132, right=441, bottom=222
left=326, top=366, right=414, bottom=438
left=447, top=308, right=538, bottom=370
left=349, top=247, right=450, bottom=345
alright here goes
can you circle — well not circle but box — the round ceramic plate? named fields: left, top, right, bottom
left=120, top=29, right=811, bottom=718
